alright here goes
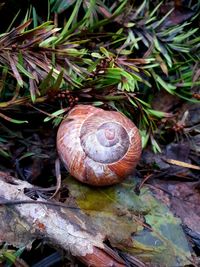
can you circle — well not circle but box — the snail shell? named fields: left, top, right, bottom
left=57, top=105, right=142, bottom=186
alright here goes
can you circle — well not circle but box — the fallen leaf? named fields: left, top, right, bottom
left=150, top=179, right=200, bottom=253
left=64, top=176, right=192, bottom=266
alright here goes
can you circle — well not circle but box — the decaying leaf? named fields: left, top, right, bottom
left=64, top=176, right=193, bottom=267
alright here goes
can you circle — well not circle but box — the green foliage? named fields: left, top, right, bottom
left=0, top=0, right=199, bottom=151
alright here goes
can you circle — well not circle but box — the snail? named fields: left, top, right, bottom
left=57, top=105, right=142, bottom=186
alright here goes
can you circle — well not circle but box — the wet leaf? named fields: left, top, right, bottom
left=151, top=179, right=200, bottom=250
left=64, top=177, right=192, bottom=266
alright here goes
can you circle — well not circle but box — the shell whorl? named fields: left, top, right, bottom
left=57, top=105, right=142, bottom=186
left=80, top=121, right=130, bottom=164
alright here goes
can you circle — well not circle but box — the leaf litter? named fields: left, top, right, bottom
left=63, top=176, right=193, bottom=267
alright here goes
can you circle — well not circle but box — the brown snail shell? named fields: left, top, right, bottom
left=57, top=105, right=142, bottom=186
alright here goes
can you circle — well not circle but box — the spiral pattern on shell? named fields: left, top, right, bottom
left=57, top=105, right=142, bottom=186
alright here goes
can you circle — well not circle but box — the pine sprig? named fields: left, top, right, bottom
left=0, top=0, right=199, bottom=152
left=0, top=19, right=90, bottom=102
